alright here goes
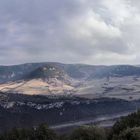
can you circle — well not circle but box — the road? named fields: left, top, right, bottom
left=50, top=111, right=134, bottom=130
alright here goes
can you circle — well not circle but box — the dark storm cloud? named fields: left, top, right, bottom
left=0, top=0, right=139, bottom=65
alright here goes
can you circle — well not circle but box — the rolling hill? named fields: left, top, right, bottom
left=0, top=63, right=140, bottom=100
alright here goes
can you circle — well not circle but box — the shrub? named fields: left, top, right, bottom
left=112, top=127, right=140, bottom=140
left=70, top=126, right=107, bottom=140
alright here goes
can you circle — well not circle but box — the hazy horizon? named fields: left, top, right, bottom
left=1, top=61, right=140, bottom=67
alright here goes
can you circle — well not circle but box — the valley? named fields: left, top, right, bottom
left=0, top=63, right=140, bottom=132
left=0, top=92, right=138, bottom=132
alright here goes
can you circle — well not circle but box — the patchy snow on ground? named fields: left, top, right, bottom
left=76, top=76, right=140, bottom=100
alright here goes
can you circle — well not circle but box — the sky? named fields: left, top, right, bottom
left=0, top=0, right=140, bottom=65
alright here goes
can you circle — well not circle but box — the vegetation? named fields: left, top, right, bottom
left=1, top=111, right=140, bottom=140
left=0, top=124, right=57, bottom=140
left=112, top=127, right=140, bottom=140
left=109, top=110, right=140, bottom=140
left=69, top=126, right=107, bottom=140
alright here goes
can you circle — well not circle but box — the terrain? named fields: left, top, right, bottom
left=0, top=92, right=138, bottom=133
left=0, top=62, right=140, bottom=132
left=1, top=63, right=140, bottom=100
left=1, top=109, right=140, bottom=140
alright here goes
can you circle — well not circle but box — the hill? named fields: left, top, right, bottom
left=1, top=63, right=140, bottom=99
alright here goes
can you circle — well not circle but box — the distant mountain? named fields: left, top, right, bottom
left=88, top=65, right=140, bottom=79
left=1, top=62, right=140, bottom=83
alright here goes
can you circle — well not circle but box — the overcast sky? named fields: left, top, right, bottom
left=0, top=0, right=140, bottom=65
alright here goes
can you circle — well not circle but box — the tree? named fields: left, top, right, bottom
left=70, top=126, right=107, bottom=140
left=0, top=124, right=57, bottom=140
left=110, top=111, right=140, bottom=138
left=112, top=127, right=140, bottom=140
left=32, top=124, right=57, bottom=140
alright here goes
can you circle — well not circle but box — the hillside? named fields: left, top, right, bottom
left=0, top=63, right=140, bottom=100
left=0, top=92, right=138, bottom=133
left=1, top=63, right=140, bottom=83
left=0, top=64, right=75, bottom=95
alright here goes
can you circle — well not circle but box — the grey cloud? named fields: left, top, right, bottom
left=0, top=0, right=139, bottom=65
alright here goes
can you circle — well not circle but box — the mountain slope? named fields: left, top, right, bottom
left=1, top=63, right=140, bottom=99
left=1, top=63, right=140, bottom=83
left=0, top=64, right=75, bottom=95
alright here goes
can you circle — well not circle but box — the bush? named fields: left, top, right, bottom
left=70, top=126, right=107, bottom=140
left=112, top=127, right=140, bottom=140
left=0, top=124, right=57, bottom=140
left=110, top=111, right=140, bottom=138
left=33, top=124, right=57, bottom=140
left=0, top=128, right=32, bottom=140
